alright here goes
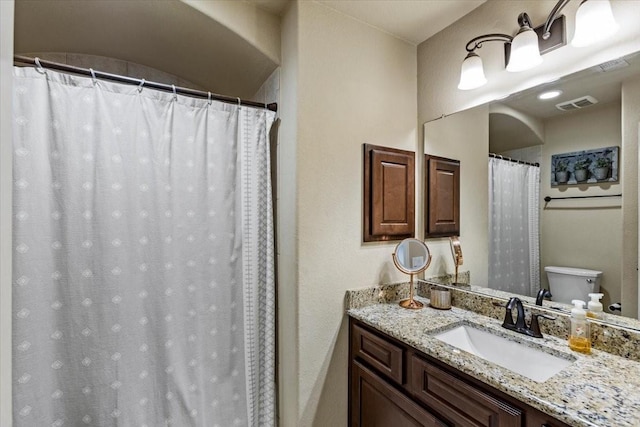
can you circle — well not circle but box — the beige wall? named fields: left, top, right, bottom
left=0, top=1, right=14, bottom=425
left=252, top=68, right=280, bottom=105
left=541, top=102, right=622, bottom=311
left=181, top=0, right=281, bottom=64
left=423, top=105, right=489, bottom=285
left=17, top=52, right=205, bottom=90
left=278, top=2, right=299, bottom=425
left=278, top=1, right=417, bottom=425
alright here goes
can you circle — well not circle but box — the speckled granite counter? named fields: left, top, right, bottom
left=347, top=296, right=640, bottom=427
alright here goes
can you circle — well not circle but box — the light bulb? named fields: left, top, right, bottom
left=572, top=0, right=619, bottom=47
left=458, top=52, right=487, bottom=90
left=507, top=26, right=542, bottom=72
left=538, top=90, right=562, bottom=100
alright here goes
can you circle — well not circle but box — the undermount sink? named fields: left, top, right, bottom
left=433, top=324, right=575, bottom=382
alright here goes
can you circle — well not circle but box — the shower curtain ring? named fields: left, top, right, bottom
left=138, top=79, right=145, bottom=93
left=237, top=97, right=241, bottom=109
left=208, top=92, right=212, bottom=105
left=172, top=84, right=177, bottom=101
left=34, top=57, right=46, bottom=74
left=89, top=68, right=97, bottom=85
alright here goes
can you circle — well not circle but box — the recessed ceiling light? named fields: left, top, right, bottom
left=538, top=90, right=563, bottom=100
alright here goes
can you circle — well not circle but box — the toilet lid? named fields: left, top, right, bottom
left=544, top=266, right=602, bottom=277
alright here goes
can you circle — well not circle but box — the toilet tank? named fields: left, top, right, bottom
left=544, top=266, right=602, bottom=304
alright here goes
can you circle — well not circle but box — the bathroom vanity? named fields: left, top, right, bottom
left=350, top=318, right=567, bottom=426
left=347, top=286, right=640, bottom=427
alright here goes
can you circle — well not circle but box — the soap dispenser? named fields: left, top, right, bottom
left=587, top=293, right=604, bottom=320
left=569, top=300, right=591, bottom=354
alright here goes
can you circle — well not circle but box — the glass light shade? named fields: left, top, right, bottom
left=506, top=27, right=542, bottom=72
left=572, top=0, right=619, bottom=47
left=458, top=53, right=487, bottom=90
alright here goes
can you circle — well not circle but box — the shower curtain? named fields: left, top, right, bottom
left=12, top=67, right=275, bottom=427
left=488, top=157, right=540, bottom=296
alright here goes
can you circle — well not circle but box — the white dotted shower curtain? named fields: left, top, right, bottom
left=488, top=157, right=540, bottom=296
left=12, top=66, right=275, bottom=427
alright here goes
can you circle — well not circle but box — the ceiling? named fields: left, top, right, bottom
left=488, top=51, right=640, bottom=153
left=244, top=0, right=291, bottom=16
left=247, top=0, right=486, bottom=45
left=489, top=113, right=544, bottom=153
left=14, top=0, right=279, bottom=99
left=15, top=0, right=487, bottom=99
left=497, top=52, right=640, bottom=120
left=314, top=0, right=485, bottom=45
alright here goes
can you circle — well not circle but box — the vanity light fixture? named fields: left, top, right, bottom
left=538, top=89, right=563, bottom=100
left=458, top=0, right=619, bottom=91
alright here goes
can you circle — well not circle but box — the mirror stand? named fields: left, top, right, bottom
left=399, top=274, right=423, bottom=309
left=393, top=238, right=432, bottom=310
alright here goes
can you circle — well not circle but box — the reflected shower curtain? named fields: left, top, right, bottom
left=12, top=67, right=275, bottom=427
left=488, top=157, right=540, bottom=296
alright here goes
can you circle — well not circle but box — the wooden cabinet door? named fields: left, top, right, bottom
left=410, top=355, right=522, bottom=427
left=351, top=361, right=447, bottom=427
left=425, top=155, right=460, bottom=237
left=363, top=144, right=415, bottom=242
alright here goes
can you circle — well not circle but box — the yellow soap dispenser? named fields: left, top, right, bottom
left=569, top=300, right=591, bottom=354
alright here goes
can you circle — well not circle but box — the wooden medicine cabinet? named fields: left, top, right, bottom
left=425, top=155, right=460, bottom=238
left=363, top=144, right=415, bottom=242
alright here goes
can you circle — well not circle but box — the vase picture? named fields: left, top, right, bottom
left=594, top=166, right=609, bottom=180
left=551, top=146, right=619, bottom=186
left=574, top=169, right=588, bottom=182
left=555, top=171, right=568, bottom=184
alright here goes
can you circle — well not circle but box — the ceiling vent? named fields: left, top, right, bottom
left=596, top=58, right=629, bottom=72
left=555, top=96, right=599, bottom=112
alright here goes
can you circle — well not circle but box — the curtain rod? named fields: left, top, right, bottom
left=13, top=55, right=277, bottom=113
left=489, top=153, right=539, bottom=167
left=544, top=194, right=622, bottom=202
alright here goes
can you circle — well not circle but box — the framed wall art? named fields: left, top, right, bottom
left=550, top=146, right=619, bottom=186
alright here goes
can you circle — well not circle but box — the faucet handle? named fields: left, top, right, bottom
left=529, top=313, right=557, bottom=338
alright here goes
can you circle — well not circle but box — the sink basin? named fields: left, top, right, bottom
left=433, top=324, right=574, bottom=382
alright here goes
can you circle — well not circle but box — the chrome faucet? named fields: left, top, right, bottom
left=502, top=297, right=556, bottom=338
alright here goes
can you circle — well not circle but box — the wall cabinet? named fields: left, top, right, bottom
left=425, top=155, right=460, bottom=237
left=363, top=144, right=415, bottom=242
left=349, top=318, right=570, bottom=427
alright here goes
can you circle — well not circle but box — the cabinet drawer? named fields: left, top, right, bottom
left=352, top=324, right=404, bottom=384
left=410, top=355, right=522, bottom=427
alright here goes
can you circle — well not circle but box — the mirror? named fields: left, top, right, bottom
left=393, top=238, right=432, bottom=309
left=424, top=51, right=640, bottom=328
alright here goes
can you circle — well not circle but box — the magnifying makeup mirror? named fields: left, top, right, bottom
left=450, top=236, right=463, bottom=284
left=392, top=238, right=432, bottom=309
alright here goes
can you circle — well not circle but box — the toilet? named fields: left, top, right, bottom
left=544, top=266, right=602, bottom=304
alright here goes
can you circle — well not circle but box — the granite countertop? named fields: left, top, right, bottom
left=348, top=297, right=640, bottom=427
